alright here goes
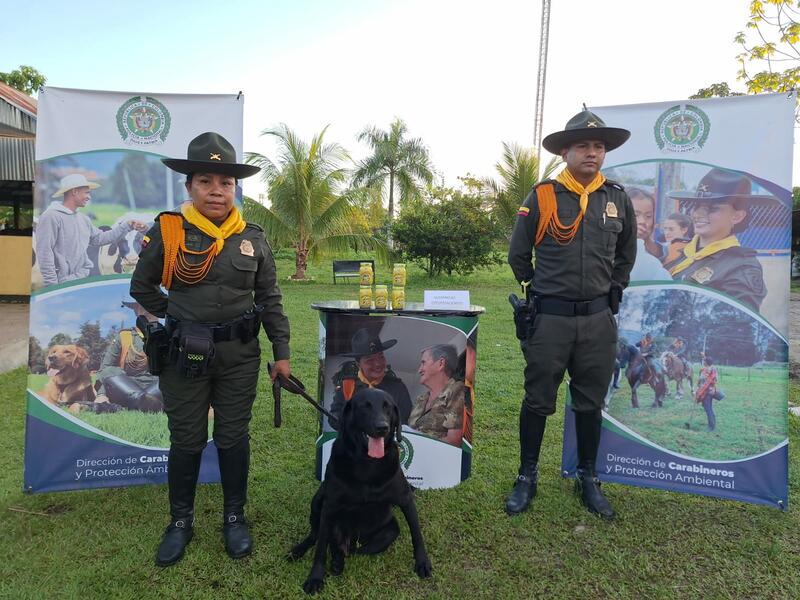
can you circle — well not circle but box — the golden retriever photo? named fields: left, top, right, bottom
left=41, top=344, right=96, bottom=411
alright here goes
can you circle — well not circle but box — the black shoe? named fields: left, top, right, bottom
left=155, top=518, right=194, bottom=566
left=223, top=512, right=252, bottom=559
left=505, top=470, right=538, bottom=515
left=575, top=468, right=615, bottom=520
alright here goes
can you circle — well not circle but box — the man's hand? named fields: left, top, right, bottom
left=271, top=359, right=291, bottom=381
left=129, top=220, right=149, bottom=232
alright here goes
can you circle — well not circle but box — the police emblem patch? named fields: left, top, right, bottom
left=605, top=202, right=618, bottom=218
left=116, top=96, right=171, bottom=145
left=239, top=239, right=255, bottom=257
left=690, top=266, right=714, bottom=284
left=654, top=104, right=710, bottom=153
left=398, top=436, right=414, bottom=469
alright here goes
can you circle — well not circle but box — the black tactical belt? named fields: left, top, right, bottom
left=165, top=306, right=262, bottom=343
left=534, top=295, right=609, bottom=316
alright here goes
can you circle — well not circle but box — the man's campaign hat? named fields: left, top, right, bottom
left=162, top=132, right=260, bottom=179
left=342, top=328, right=397, bottom=358
left=52, top=173, right=101, bottom=198
left=542, top=109, right=630, bottom=155
left=668, top=168, right=777, bottom=233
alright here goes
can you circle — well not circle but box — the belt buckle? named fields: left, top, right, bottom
left=574, top=301, right=590, bottom=316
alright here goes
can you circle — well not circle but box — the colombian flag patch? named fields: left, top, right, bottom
left=516, top=206, right=530, bottom=217
left=141, top=235, right=150, bottom=249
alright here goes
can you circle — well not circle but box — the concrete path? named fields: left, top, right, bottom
left=0, top=302, right=29, bottom=374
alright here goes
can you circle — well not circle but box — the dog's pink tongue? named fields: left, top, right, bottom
left=47, top=368, right=59, bottom=377
left=367, top=436, right=385, bottom=459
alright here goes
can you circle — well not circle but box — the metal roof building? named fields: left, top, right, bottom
left=0, top=80, right=37, bottom=181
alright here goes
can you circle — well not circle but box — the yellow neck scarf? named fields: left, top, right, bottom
left=159, top=202, right=247, bottom=288
left=534, top=169, right=605, bottom=245
left=669, top=234, right=740, bottom=276
left=556, top=169, right=606, bottom=213
left=181, top=201, right=246, bottom=254
left=358, top=370, right=385, bottom=388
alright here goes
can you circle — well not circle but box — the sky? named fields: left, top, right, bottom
left=2, top=0, right=794, bottom=198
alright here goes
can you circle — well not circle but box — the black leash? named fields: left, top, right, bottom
left=268, top=362, right=340, bottom=428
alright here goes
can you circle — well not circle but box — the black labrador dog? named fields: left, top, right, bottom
left=290, top=387, right=432, bottom=594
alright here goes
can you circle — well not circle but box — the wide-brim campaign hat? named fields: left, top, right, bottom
left=542, top=109, right=631, bottom=155
left=668, top=168, right=776, bottom=204
left=162, top=131, right=260, bottom=179
left=51, top=173, right=101, bottom=198
left=669, top=168, right=778, bottom=234
left=342, top=328, right=397, bottom=358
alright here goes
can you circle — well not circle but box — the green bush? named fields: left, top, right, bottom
left=393, top=189, right=502, bottom=277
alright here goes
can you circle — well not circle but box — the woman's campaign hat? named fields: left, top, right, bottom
left=162, top=131, right=260, bottom=179
left=342, top=328, right=397, bottom=358
left=668, top=168, right=778, bottom=233
left=542, top=109, right=631, bottom=155
left=51, top=173, right=101, bottom=198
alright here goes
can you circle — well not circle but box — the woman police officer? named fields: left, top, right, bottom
left=130, top=132, right=291, bottom=566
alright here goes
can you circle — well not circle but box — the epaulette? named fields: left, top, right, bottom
left=533, top=179, right=556, bottom=191
left=245, top=222, right=264, bottom=232
left=154, top=210, right=182, bottom=222
left=605, top=179, right=625, bottom=191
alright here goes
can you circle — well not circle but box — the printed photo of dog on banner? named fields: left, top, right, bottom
left=28, top=279, right=211, bottom=448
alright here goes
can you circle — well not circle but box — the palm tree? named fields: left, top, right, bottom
left=352, top=118, right=434, bottom=228
left=245, top=124, right=387, bottom=280
left=484, top=142, right=561, bottom=239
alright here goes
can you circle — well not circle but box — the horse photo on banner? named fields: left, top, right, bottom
left=561, top=93, right=792, bottom=509
left=24, top=87, right=245, bottom=493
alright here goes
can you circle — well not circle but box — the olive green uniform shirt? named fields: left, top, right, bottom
left=663, top=245, right=765, bottom=311
left=408, top=378, right=465, bottom=440
left=130, top=213, right=290, bottom=360
left=508, top=180, right=637, bottom=298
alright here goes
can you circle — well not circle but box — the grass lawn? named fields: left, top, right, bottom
left=2, top=255, right=800, bottom=599
left=607, top=365, right=787, bottom=460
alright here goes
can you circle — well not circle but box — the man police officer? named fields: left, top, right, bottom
left=131, top=132, right=291, bottom=566
left=506, top=110, right=636, bottom=519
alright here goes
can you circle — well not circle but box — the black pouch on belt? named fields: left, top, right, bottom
left=175, top=322, right=215, bottom=378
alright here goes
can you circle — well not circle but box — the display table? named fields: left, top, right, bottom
left=311, top=301, right=484, bottom=489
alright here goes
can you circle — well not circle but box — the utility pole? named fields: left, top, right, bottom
left=532, top=0, right=552, bottom=179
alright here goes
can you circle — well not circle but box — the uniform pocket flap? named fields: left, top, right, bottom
left=600, top=218, right=623, bottom=233
left=231, top=255, right=258, bottom=272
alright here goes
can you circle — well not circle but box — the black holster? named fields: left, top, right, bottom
left=509, top=293, right=536, bottom=341
left=609, top=282, right=623, bottom=315
left=137, top=316, right=170, bottom=376
left=172, top=322, right=216, bottom=379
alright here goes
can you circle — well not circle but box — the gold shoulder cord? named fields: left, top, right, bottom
left=159, top=214, right=218, bottom=288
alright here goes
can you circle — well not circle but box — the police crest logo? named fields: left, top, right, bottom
left=398, top=436, right=414, bottom=469
left=239, top=239, right=255, bottom=257
left=653, top=104, right=710, bottom=153
left=116, top=96, right=171, bottom=145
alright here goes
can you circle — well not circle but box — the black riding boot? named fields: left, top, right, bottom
left=505, top=404, right=546, bottom=515
left=218, top=437, right=252, bottom=559
left=155, top=447, right=202, bottom=566
left=574, top=410, right=615, bottom=520
left=103, top=374, right=163, bottom=412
